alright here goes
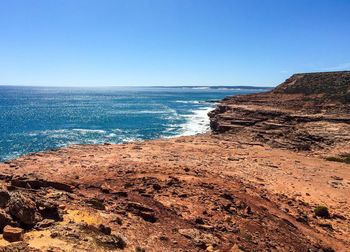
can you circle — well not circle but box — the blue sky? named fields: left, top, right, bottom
left=0, top=0, right=349, bottom=86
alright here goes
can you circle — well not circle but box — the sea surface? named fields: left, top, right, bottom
left=0, top=86, right=268, bottom=161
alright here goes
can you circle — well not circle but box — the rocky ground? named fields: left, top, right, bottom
left=0, top=71, right=349, bottom=251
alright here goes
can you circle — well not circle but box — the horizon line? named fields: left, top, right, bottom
left=0, top=84, right=274, bottom=88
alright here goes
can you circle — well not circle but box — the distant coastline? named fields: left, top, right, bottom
left=150, top=85, right=273, bottom=90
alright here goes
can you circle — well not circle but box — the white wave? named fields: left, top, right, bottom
left=32, top=129, right=107, bottom=137
left=39, top=129, right=67, bottom=134
left=71, top=129, right=106, bottom=134
left=176, top=106, right=214, bottom=136
left=175, top=100, right=201, bottom=104
left=106, top=133, right=117, bottom=138
left=162, top=106, right=181, bottom=121
left=121, top=137, right=143, bottom=143
left=134, top=110, right=165, bottom=114
left=2, top=151, right=21, bottom=161
left=111, top=128, right=123, bottom=133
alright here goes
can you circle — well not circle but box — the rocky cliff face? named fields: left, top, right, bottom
left=209, top=71, right=350, bottom=151
left=273, top=72, right=350, bottom=101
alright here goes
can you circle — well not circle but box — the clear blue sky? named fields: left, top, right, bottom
left=0, top=0, right=349, bottom=87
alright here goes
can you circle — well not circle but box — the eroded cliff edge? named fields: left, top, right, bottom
left=209, top=71, right=350, bottom=151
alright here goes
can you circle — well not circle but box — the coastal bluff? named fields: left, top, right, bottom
left=0, top=72, right=349, bottom=251
left=209, top=71, right=350, bottom=151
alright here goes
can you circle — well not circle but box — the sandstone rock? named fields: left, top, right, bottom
left=98, top=224, right=112, bottom=235
left=36, top=199, right=62, bottom=221
left=34, top=219, right=56, bottom=229
left=96, top=234, right=127, bottom=249
left=135, top=247, right=146, bottom=252
left=112, top=191, right=128, bottom=197
left=178, top=228, right=219, bottom=249
left=244, top=206, right=252, bottom=215
left=221, top=193, right=234, bottom=201
left=206, top=245, right=214, bottom=252
left=8, top=192, right=39, bottom=225
left=230, top=244, right=243, bottom=252
left=152, top=183, right=161, bottom=191
left=0, top=209, right=13, bottom=231
left=167, top=177, right=181, bottom=187
left=195, top=217, right=205, bottom=225
left=0, top=241, right=40, bottom=251
left=0, top=190, right=10, bottom=208
left=127, top=202, right=157, bottom=223
left=10, top=178, right=73, bottom=193
left=3, top=225, right=23, bottom=242
left=208, top=72, right=350, bottom=150
left=86, top=198, right=105, bottom=210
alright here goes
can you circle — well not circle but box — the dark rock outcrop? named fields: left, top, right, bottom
left=8, top=192, right=40, bottom=226
left=10, top=177, right=73, bottom=193
left=127, top=202, right=157, bottom=223
left=0, top=190, right=10, bottom=208
left=0, top=210, right=13, bottom=231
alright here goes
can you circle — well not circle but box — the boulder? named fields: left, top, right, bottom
left=3, top=225, right=23, bottom=242
left=36, top=199, right=62, bottom=221
left=8, top=192, right=40, bottom=225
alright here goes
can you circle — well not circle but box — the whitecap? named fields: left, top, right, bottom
left=71, top=129, right=106, bottom=134
left=175, top=100, right=200, bottom=104
left=173, top=106, right=214, bottom=137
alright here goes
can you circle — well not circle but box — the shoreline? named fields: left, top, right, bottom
left=0, top=72, right=349, bottom=251
left=0, top=101, right=218, bottom=163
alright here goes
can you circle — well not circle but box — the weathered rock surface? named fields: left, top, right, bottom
left=209, top=71, right=350, bottom=151
left=0, top=210, right=12, bottom=231
left=8, top=192, right=39, bottom=226
left=3, top=225, right=23, bottom=242
left=0, top=191, right=10, bottom=208
left=178, top=228, right=219, bottom=249
left=126, top=202, right=157, bottom=223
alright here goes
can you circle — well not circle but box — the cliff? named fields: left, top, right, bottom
left=273, top=72, right=350, bottom=103
left=209, top=71, right=350, bottom=151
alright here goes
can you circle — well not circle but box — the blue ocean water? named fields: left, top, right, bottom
left=0, top=86, right=265, bottom=161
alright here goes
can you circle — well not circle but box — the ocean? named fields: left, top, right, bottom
left=0, top=86, right=267, bottom=161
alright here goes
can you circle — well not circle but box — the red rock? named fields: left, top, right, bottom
left=0, top=209, right=12, bottom=230
left=3, top=225, right=23, bottom=242
left=8, top=192, right=39, bottom=225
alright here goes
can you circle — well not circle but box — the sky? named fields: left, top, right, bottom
left=0, top=0, right=349, bottom=87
